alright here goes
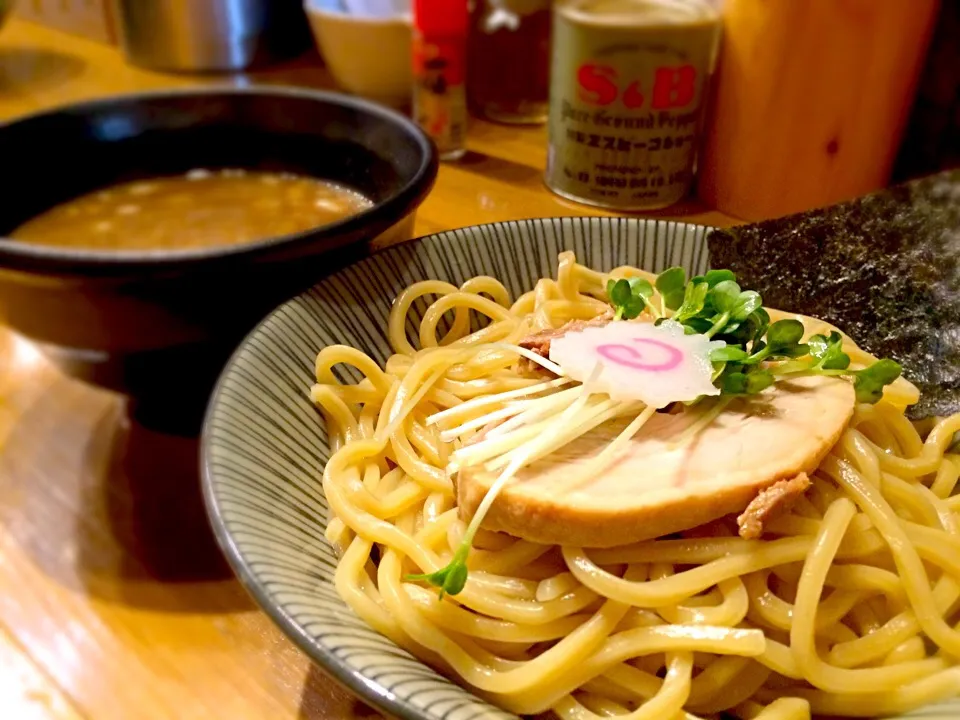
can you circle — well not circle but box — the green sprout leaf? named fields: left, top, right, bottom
left=823, top=353, right=851, bottom=370
left=700, top=281, right=763, bottom=339
left=440, top=561, right=469, bottom=596
left=607, top=279, right=630, bottom=320
left=807, top=333, right=829, bottom=358
left=722, top=372, right=748, bottom=394
left=808, top=332, right=851, bottom=370
left=627, top=276, right=654, bottom=299
left=782, top=343, right=812, bottom=359
left=766, top=319, right=805, bottom=350
left=721, top=368, right=775, bottom=395
left=683, top=317, right=713, bottom=335
left=608, top=278, right=631, bottom=306
left=708, top=280, right=741, bottom=314
left=710, top=346, right=750, bottom=363
left=731, top=291, right=762, bottom=322
left=608, top=277, right=657, bottom=320
left=655, top=267, right=687, bottom=311
left=674, top=281, right=709, bottom=322
left=715, top=308, right=766, bottom=347
left=405, top=547, right=470, bottom=599
left=621, top=294, right=645, bottom=320
left=704, top=269, right=736, bottom=287
left=750, top=308, right=771, bottom=345
left=746, top=370, right=775, bottom=394
left=854, top=359, right=902, bottom=404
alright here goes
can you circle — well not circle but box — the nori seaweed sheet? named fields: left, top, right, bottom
left=707, top=169, right=960, bottom=419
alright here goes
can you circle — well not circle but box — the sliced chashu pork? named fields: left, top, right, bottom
left=456, top=374, right=854, bottom=547
left=517, top=311, right=614, bottom=374
left=737, top=472, right=811, bottom=539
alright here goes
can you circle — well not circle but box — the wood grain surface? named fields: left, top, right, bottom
left=0, top=19, right=734, bottom=720
left=696, top=0, right=939, bottom=220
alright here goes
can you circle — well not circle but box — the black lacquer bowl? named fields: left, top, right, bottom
left=0, top=87, right=437, bottom=431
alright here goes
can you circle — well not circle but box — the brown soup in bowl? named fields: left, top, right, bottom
left=11, top=169, right=373, bottom=251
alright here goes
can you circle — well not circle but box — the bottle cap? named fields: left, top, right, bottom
left=413, top=0, right=468, bottom=36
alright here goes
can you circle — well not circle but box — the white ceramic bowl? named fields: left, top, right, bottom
left=304, top=1, right=412, bottom=108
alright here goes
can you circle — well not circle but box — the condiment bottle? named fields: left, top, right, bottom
left=545, top=0, right=721, bottom=210
left=467, top=0, right=552, bottom=125
left=413, top=0, right=469, bottom=160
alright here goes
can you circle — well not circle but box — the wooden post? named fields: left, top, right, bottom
left=696, top=0, right=940, bottom=221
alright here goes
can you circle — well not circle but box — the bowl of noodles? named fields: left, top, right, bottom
left=201, top=217, right=960, bottom=720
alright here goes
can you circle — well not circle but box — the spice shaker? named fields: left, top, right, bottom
left=413, top=0, right=469, bottom=160
left=545, top=0, right=721, bottom=211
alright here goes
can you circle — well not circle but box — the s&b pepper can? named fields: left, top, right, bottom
left=545, top=0, right=721, bottom=210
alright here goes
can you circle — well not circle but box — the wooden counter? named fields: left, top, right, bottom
left=0, top=19, right=734, bottom=720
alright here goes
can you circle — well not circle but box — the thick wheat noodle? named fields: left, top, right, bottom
left=312, top=254, right=960, bottom=719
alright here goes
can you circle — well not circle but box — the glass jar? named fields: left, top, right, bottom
left=467, top=0, right=552, bottom=125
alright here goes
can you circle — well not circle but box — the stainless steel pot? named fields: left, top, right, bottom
left=113, top=0, right=311, bottom=72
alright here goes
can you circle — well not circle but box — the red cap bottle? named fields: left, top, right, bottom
left=412, top=0, right=468, bottom=160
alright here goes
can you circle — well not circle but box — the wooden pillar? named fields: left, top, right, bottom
left=697, top=0, right=940, bottom=221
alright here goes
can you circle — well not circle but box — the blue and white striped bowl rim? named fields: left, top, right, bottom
left=201, top=217, right=958, bottom=720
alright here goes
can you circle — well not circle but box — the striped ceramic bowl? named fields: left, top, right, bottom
left=201, top=218, right=955, bottom=720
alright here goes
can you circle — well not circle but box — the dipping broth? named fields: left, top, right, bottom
left=9, top=169, right=374, bottom=251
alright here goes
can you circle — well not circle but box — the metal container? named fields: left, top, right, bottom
left=545, top=0, right=721, bottom=210
left=113, top=0, right=311, bottom=73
